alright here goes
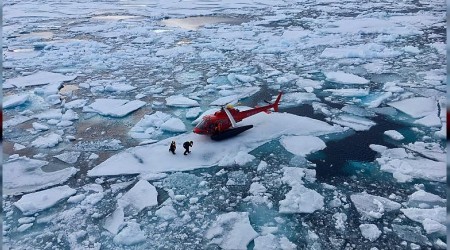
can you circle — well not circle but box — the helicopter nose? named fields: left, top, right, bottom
left=193, top=127, right=203, bottom=134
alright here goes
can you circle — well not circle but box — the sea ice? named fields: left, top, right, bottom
left=3, top=93, right=29, bottom=109
left=165, top=95, right=199, bottom=107
left=407, top=190, right=446, bottom=207
left=388, top=97, right=437, bottom=118
left=54, top=151, right=81, bottom=164
left=331, top=114, right=376, bottom=131
left=103, top=207, right=124, bottom=235
left=88, top=112, right=345, bottom=176
left=254, top=234, right=296, bottom=250
left=113, top=222, right=146, bottom=245
left=4, top=71, right=77, bottom=88
left=210, top=86, right=260, bottom=106
left=359, top=224, right=382, bottom=242
left=160, top=117, right=187, bottom=132
left=279, top=185, right=324, bottom=214
left=324, top=71, right=370, bottom=84
left=155, top=203, right=177, bottom=220
left=324, top=88, right=369, bottom=97
left=403, top=142, right=446, bottom=162
left=84, top=98, right=146, bottom=117
left=280, top=135, right=326, bottom=156
left=185, top=107, right=202, bottom=119
left=400, top=207, right=446, bottom=224
left=118, top=180, right=158, bottom=215
left=14, top=185, right=76, bottom=215
left=350, top=193, right=401, bottom=220
left=375, top=147, right=445, bottom=182
left=4, top=157, right=77, bottom=195
left=205, top=212, right=258, bottom=250
left=384, top=130, right=404, bottom=140
left=277, top=92, right=319, bottom=108
left=31, top=133, right=63, bottom=148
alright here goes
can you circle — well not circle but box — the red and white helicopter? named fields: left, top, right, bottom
left=193, top=92, right=282, bottom=140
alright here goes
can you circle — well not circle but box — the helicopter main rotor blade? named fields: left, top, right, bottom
left=223, top=107, right=237, bottom=128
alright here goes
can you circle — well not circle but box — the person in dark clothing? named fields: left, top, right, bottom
left=169, top=141, right=176, bottom=155
left=183, top=141, right=193, bottom=155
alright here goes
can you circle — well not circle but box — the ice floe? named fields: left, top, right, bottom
left=3, top=93, right=29, bottom=108
left=117, top=180, right=158, bottom=215
left=324, top=71, right=370, bottom=84
left=14, top=185, right=76, bottom=215
left=31, top=133, right=63, bottom=148
left=359, top=224, right=382, bottom=242
left=4, top=71, right=77, bottom=88
left=4, top=157, right=77, bottom=195
left=278, top=92, right=319, bottom=107
left=330, top=114, right=376, bottom=131
left=384, top=130, right=404, bottom=140
left=113, top=222, right=146, bottom=245
left=54, top=151, right=81, bottom=164
left=160, top=117, right=187, bottom=133
left=84, top=98, right=146, bottom=117
left=373, top=146, right=446, bottom=182
left=350, top=192, right=401, bottom=220
left=387, top=97, right=437, bottom=118
left=205, top=212, right=258, bottom=250
left=89, top=112, right=345, bottom=176
left=165, top=95, right=199, bottom=107
left=280, top=135, right=326, bottom=156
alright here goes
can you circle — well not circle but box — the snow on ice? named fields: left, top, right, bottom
left=350, top=192, right=401, bottom=220
left=84, top=98, right=146, bottom=117
left=324, top=71, right=370, bottom=85
left=117, top=180, right=158, bottom=215
left=388, top=97, right=437, bottom=118
left=359, top=224, right=382, bottom=242
left=280, top=135, right=326, bottom=156
left=165, top=95, right=199, bottom=107
left=205, top=212, right=258, bottom=250
left=89, top=112, right=345, bottom=176
left=3, top=93, right=29, bottom=109
left=4, top=157, right=77, bottom=195
left=14, top=185, right=76, bottom=215
left=4, top=71, right=77, bottom=88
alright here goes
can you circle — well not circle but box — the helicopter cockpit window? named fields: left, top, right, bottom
left=196, top=118, right=208, bottom=130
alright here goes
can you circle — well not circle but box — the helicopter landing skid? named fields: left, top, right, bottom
left=210, top=125, right=253, bottom=141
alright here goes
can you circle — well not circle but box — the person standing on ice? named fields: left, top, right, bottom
left=183, top=141, right=193, bottom=155
left=169, top=141, right=177, bottom=154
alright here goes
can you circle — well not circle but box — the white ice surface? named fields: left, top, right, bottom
left=103, top=206, right=124, bottom=235
left=4, top=71, right=77, bottom=88
left=84, top=99, right=146, bottom=117
left=407, top=190, right=446, bottom=207
left=160, top=117, right=187, bottom=132
left=89, top=112, right=345, bottom=176
left=280, top=135, right=326, bottom=156
left=4, top=157, right=77, bottom=195
left=31, top=133, right=63, bottom=148
left=331, top=114, right=376, bottom=131
left=388, top=97, right=437, bottom=118
left=3, top=93, right=29, bottom=109
left=14, top=185, right=76, bottom=215
left=205, top=212, right=258, bottom=250
left=118, top=180, right=158, bottom=215
left=210, top=86, right=260, bottom=106
left=350, top=193, right=401, bottom=220
left=278, top=92, right=319, bottom=108
left=375, top=147, right=445, bottom=183
left=54, top=152, right=81, bottom=164
left=403, top=142, right=446, bottom=162
left=359, top=224, right=382, bottom=242
left=384, top=130, right=404, bottom=140
left=166, top=95, right=199, bottom=107
left=279, top=184, right=324, bottom=214
left=113, top=222, right=146, bottom=245
left=186, top=107, right=202, bottom=119
left=324, top=88, right=369, bottom=97
left=324, top=71, right=369, bottom=84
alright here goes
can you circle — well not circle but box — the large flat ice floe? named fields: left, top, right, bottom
left=3, top=71, right=77, bottom=88
left=350, top=192, right=401, bottom=220
left=14, top=185, right=76, bottom=215
left=205, top=212, right=258, bottom=250
left=84, top=99, right=146, bottom=117
left=4, top=157, right=77, bottom=195
left=280, top=135, right=326, bottom=156
left=88, top=112, right=345, bottom=176
left=387, top=97, right=437, bottom=118
left=372, top=146, right=446, bottom=183
left=324, top=71, right=370, bottom=85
